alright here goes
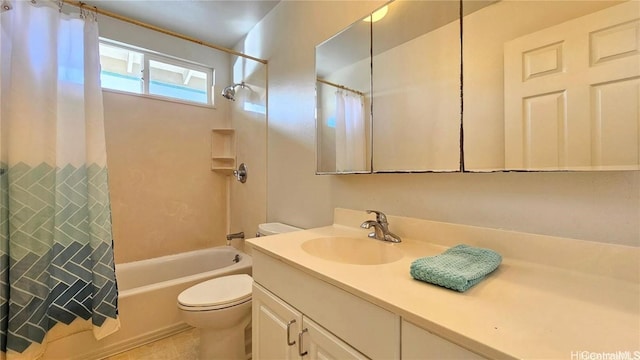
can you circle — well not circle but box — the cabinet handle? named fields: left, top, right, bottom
left=298, top=328, right=308, bottom=356
left=286, top=319, right=296, bottom=346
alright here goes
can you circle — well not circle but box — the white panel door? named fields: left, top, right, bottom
left=504, top=1, right=640, bottom=170
left=252, top=284, right=303, bottom=360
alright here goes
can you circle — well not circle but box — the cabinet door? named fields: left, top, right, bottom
left=402, top=320, right=485, bottom=359
left=253, top=284, right=303, bottom=360
left=301, top=317, right=368, bottom=360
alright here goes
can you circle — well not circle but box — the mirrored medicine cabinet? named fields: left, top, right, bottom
left=316, top=13, right=372, bottom=174
left=315, top=0, right=640, bottom=174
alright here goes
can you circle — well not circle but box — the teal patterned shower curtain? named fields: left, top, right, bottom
left=0, top=1, right=119, bottom=358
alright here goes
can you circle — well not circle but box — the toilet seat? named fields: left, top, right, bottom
left=178, top=274, right=252, bottom=311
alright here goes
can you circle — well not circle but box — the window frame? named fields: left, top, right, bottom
left=99, top=38, right=216, bottom=108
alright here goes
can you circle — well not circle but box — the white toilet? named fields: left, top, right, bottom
left=177, top=222, right=301, bottom=360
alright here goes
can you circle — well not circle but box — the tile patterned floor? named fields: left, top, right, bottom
left=102, top=328, right=199, bottom=360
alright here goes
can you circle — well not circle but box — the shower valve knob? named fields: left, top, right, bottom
left=234, top=163, right=247, bottom=183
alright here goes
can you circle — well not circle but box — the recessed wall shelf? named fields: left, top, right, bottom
left=211, top=128, right=236, bottom=174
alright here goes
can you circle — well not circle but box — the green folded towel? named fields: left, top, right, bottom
left=410, top=244, right=502, bottom=292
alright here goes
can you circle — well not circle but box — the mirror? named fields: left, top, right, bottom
left=463, top=0, right=640, bottom=171
left=371, top=0, right=462, bottom=172
left=315, top=0, right=464, bottom=174
left=316, top=0, right=639, bottom=174
left=315, top=16, right=372, bottom=174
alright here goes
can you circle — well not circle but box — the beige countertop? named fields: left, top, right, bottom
left=247, top=210, right=640, bottom=360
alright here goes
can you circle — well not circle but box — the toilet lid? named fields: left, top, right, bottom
left=178, top=274, right=252, bottom=309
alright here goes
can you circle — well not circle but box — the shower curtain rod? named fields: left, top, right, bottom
left=62, top=0, right=268, bottom=65
left=316, top=78, right=365, bottom=97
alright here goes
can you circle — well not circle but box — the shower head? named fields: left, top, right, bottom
left=221, top=82, right=246, bottom=101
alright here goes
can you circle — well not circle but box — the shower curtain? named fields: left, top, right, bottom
left=335, top=90, right=366, bottom=172
left=0, top=1, right=119, bottom=359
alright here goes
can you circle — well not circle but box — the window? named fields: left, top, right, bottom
left=98, top=40, right=214, bottom=106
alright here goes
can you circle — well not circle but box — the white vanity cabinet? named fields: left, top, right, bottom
left=402, top=320, right=485, bottom=360
left=248, top=212, right=640, bottom=360
left=251, top=249, right=485, bottom=360
left=253, top=283, right=367, bottom=360
left=252, top=250, right=401, bottom=359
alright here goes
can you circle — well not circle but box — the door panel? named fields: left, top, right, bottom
left=504, top=1, right=639, bottom=170
left=303, top=318, right=368, bottom=360
left=252, top=284, right=302, bottom=360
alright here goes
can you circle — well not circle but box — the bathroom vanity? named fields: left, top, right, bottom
left=251, top=250, right=481, bottom=359
left=247, top=209, right=639, bottom=359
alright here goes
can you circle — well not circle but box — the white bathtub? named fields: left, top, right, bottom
left=43, top=246, right=252, bottom=360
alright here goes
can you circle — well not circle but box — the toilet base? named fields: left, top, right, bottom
left=198, top=314, right=251, bottom=360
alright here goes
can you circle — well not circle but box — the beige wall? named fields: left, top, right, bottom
left=99, top=15, right=271, bottom=261
left=242, top=1, right=639, bottom=247
left=99, top=17, right=234, bottom=264
left=104, top=92, right=229, bottom=264
left=229, top=58, right=268, bottom=244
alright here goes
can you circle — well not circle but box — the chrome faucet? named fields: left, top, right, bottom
left=226, top=231, right=244, bottom=246
left=360, top=210, right=401, bottom=243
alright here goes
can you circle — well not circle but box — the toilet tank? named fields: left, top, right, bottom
left=257, top=222, right=302, bottom=237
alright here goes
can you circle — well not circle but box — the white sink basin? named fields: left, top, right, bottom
left=301, top=236, right=403, bottom=265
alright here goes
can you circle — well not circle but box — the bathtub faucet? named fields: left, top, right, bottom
left=226, top=231, right=245, bottom=246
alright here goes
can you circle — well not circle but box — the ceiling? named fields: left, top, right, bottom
left=81, top=0, right=280, bottom=49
